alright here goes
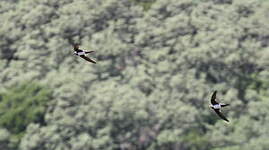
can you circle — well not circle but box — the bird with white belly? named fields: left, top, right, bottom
left=73, top=44, right=96, bottom=64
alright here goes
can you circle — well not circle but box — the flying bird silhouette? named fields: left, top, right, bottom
left=210, top=91, right=230, bottom=122
left=73, top=44, right=96, bottom=64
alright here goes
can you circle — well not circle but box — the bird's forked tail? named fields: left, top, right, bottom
left=85, top=51, right=95, bottom=54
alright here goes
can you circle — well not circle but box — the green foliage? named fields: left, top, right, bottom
left=129, top=0, right=156, bottom=10
left=0, top=82, right=52, bottom=149
left=0, top=0, right=268, bottom=149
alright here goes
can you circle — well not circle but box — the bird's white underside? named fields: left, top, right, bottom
left=212, top=104, right=221, bottom=109
left=74, top=51, right=86, bottom=56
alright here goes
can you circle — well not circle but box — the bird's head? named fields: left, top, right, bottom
left=73, top=44, right=79, bottom=50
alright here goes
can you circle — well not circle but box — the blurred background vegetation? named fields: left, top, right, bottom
left=0, top=0, right=268, bottom=149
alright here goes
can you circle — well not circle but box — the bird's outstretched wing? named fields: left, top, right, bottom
left=211, top=91, right=218, bottom=105
left=80, top=55, right=96, bottom=64
left=214, top=109, right=229, bottom=122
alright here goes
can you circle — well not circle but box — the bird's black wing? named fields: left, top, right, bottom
left=211, top=91, right=218, bottom=105
left=80, top=55, right=96, bottom=64
left=214, top=109, right=229, bottom=122
left=73, top=44, right=84, bottom=52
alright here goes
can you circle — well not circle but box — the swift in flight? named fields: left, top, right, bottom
left=73, top=44, right=96, bottom=64
left=209, top=91, right=230, bottom=122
